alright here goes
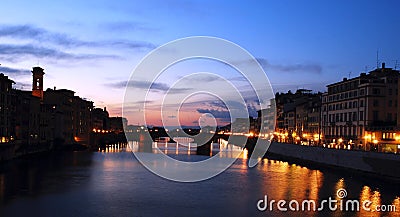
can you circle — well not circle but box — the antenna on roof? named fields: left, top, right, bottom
left=395, top=60, right=399, bottom=70
left=348, top=71, right=351, bottom=79
left=364, top=65, right=369, bottom=72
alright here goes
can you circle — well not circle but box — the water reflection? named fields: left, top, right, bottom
left=0, top=144, right=398, bottom=216
left=0, top=152, right=93, bottom=205
left=257, top=159, right=323, bottom=214
left=125, top=139, right=247, bottom=159
left=98, top=143, right=126, bottom=153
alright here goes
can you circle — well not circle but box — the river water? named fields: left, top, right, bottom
left=0, top=143, right=399, bottom=217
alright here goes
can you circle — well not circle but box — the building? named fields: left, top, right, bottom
left=32, top=66, right=45, bottom=101
left=43, top=88, right=94, bottom=145
left=92, top=107, right=110, bottom=131
left=321, top=63, right=400, bottom=152
left=109, top=117, right=128, bottom=133
left=73, top=96, right=94, bottom=144
left=0, top=73, right=15, bottom=144
left=43, top=88, right=75, bottom=145
left=231, top=117, right=258, bottom=135
left=274, top=89, right=321, bottom=144
left=13, top=90, right=42, bottom=151
left=257, top=98, right=276, bottom=139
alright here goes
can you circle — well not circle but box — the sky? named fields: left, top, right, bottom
left=0, top=0, right=399, bottom=126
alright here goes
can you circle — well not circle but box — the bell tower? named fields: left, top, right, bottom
left=32, top=66, right=44, bottom=101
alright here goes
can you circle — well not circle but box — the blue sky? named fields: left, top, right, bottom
left=0, top=0, right=399, bottom=126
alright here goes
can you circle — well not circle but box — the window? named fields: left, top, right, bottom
left=360, top=89, right=365, bottom=96
left=383, top=132, right=394, bottom=139
left=372, top=88, right=380, bottom=95
left=373, top=111, right=379, bottom=121
left=353, top=112, right=357, bottom=121
left=344, top=113, right=347, bottom=122
left=353, top=101, right=358, bottom=108
left=373, top=100, right=379, bottom=107
left=387, top=113, right=392, bottom=121
left=349, top=112, right=352, bottom=121
left=360, top=100, right=364, bottom=107
left=349, top=102, right=352, bottom=109
left=359, top=111, right=364, bottom=121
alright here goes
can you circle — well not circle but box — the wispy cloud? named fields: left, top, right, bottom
left=100, top=21, right=157, bottom=33
left=0, top=65, right=30, bottom=76
left=235, top=58, right=322, bottom=74
left=0, top=44, right=120, bottom=62
left=196, top=108, right=231, bottom=123
left=256, top=58, right=322, bottom=74
left=0, top=24, right=156, bottom=50
left=106, top=80, right=192, bottom=94
left=197, top=108, right=230, bottom=119
left=14, top=82, right=31, bottom=90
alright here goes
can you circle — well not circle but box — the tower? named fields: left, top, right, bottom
left=32, top=66, right=44, bottom=101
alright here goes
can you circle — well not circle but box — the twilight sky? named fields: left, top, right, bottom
left=0, top=0, right=399, bottom=126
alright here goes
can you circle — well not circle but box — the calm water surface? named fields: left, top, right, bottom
left=0, top=143, right=399, bottom=217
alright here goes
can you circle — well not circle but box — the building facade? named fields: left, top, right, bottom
left=0, top=73, right=15, bottom=144
left=274, top=89, right=321, bottom=144
left=321, top=63, right=400, bottom=152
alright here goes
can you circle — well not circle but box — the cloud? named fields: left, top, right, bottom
left=100, top=21, right=157, bottom=33
left=235, top=58, right=322, bottom=74
left=0, top=44, right=120, bottom=62
left=14, top=82, right=31, bottom=90
left=0, top=65, right=30, bottom=76
left=107, top=80, right=192, bottom=94
left=135, top=100, right=155, bottom=104
left=196, top=108, right=230, bottom=119
left=256, top=58, right=322, bottom=74
left=0, top=24, right=156, bottom=50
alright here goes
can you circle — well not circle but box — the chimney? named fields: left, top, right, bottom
left=382, top=62, right=385, bottom=69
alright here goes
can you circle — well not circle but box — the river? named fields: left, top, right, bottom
left=0, top=143, right=398, bottom=217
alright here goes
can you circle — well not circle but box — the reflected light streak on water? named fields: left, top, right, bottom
left=0, top=141, right=398, bottom=217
